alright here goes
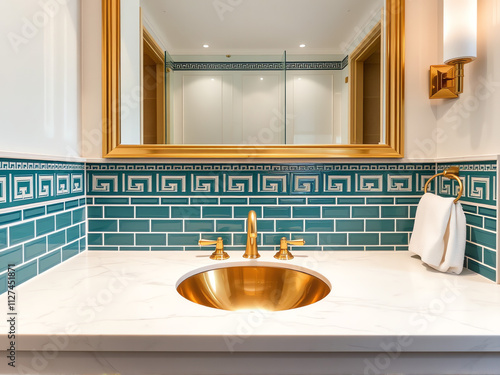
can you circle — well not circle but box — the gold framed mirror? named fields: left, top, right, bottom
left=102, top=0, right=404, bottom=159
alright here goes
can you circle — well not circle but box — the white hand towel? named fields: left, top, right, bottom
left=409, top=193, right=466, bottom=274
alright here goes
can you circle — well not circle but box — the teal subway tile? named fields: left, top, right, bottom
left=23, top=206, right=45, bottom=220
left=279, top=198, right=306, bottom=205
left=478, top=207, right=496, bottom=218
left=79, top=237, right=86, bottom=251
left=381, top=233, right=408, bottom=246
left=465, top=242, right=482, bottom=262
left=366, top=198, right=394, bottom=205
left=161, top=198, right=189, bottom=205
left=465, top=214, right=483, bottom=228
left=119, top=220, right=150, bottom=232
left=168, top=233, right=200, bottom=246
left=87, top=233, right=103, bottom=246
left=0, top=246, right=23, bottom=272
left=151, top=246, right=184, bottom=251
left=200, top=233, right=232, bottom=245
left=484, top=218, right=497, bottom=231
left=319, top=233, right=348, bottom=246
left=56, top=212, right=72, bottom=230
left=171, top=206, right=201, bottom=218
left=349, top=233, right=379, bottom=246
left=88, top=220, right=117, bottom=232
left=151, top=220, right=183, bottom=232
left=47, top=203, right=64, bottom=214
left=79, top=198, right=86, bottom=206
left=263, top=233, right=290, bottom=246
left=264, top=207, right=291, bottom=218
left=367, top=246, right=395, bottom=251
left=216, top=220, right=245, bottom=232
left=305, top=220, right=334, bottom=232
left=10, top=222, right=35, bottom=246
left=120, top=246, right=150, bottom=251
left=470, top=228, right=496, bottom=249
left=65, top=199, right=79, bottom=210
left=0, top=274, right=5, bottom=294
left=338, top=198, right=364, bottom=205
left=258, top=220, right=275, bottom=232
left=0, top=228, right=6, bottom=250
left=234, top=206, right=262, bottom=218
left=88, top=246, right=118, bottom=251
left=48, top=231, right=65, bottom=251
left=72, top=207, right=86, bottom=223
left=291, top=233, right=318, bottom=245
left=308, top=198, right=336, bottom=205
left=467, top=227, right=471, bottom=241
left=62, top=240, right=79, bottom=261
left=410, top=206, right=418, bottom=219
left=297, top=246, right=323, bottom=251
left=39, top=249, right=61, bottom=273
left=0, top=211, right=22, bottom=226
left=336, top=220, right=364, bottom=232
left=36, top=216, right=55, bottom=237
left=461, top=204, right=477, bottom=214
left=366, top=220, right=395, bottom=232
left=220, top=198, right=247, bottom=205
left=105, top=206, right=135, bottom=218
left=395, top=198, right=421, bottom=205
left=276, top=220, right=304, bottom=232
left=352, top=207, right=379, bottom=218
left=324, top=246, right=364, bottom=251
left=322, top=207, right=350, bottom=218
left=16, top=260, right=37, bottom=285
left=396, top=246, right=409, bottom=251
left=136, top=206, right=170, bottom=218
left=396, top=219, right=415, bottom=232
left=293, top=206, right=321, bottom=218
left=202, top=207, right=232, bottom=218
left=131, top=198, right=160, bottom=205
left=250, top=198, right=277, bottom=205
left=104, top=234, right=134, bottom=246
left=136, top=234, right=166, bottom=246
left=185, top=220, right=214, bottom=232
left=234, top=233, right=262, bottom=246
left=87, top=206, right=103, bottom=218
left=467, top=259, right=496, bottom=282
left=381, top=206, right=408, bottom=218
left=86, top=198, right=93, bottom=205
left=191, top=198, right=218, bottom=205
left=484, top=249, right=497, bottom=268
left=95, top=198, right=129, bottom=205
left=66, top=225, right=80, bottom=243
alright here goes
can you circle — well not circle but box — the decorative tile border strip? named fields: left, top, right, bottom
left=0, top=158, right=85, bottom=210
left=171, top=60, right=348, bottom=71
left=86, top=163, right=436, bottom=196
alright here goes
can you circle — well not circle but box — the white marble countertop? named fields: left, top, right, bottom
left=1, top=251, right=500, bottom=353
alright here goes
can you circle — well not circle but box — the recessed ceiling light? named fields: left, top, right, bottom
left=203, top=44, right=209, bottom=48
left=299, top=44, right=306, bottom=48
left=260, top=77, right=264, bottom=81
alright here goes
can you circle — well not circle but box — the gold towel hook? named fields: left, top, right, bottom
left=424, top=166, right=463, bottom=203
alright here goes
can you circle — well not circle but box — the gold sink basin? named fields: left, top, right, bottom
left=176, top=262, right=331, bottom=311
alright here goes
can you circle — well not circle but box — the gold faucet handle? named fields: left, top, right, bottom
left=199, top=237, right=229, bottom=260
left=274, top=237, right=305, bottom=260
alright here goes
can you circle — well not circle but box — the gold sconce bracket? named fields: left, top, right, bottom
left=429, top=65, right=459, bottom=99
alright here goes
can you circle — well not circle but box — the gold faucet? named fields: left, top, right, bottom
left=243, top=210, right=260, bottom=259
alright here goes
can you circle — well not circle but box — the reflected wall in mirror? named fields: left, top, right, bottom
left=102, top=0, right=404, bottom=158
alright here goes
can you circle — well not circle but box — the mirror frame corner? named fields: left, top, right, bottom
left=102, top=0, right=404, bottom=159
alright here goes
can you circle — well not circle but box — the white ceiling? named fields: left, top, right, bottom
left=140, top=0, right=384, bottom=56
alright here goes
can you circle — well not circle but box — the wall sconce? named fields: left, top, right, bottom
left=430, top=0, right=477, bottom=99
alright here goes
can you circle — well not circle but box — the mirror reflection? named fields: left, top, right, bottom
left=120, top=0, right=385, bottom=146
